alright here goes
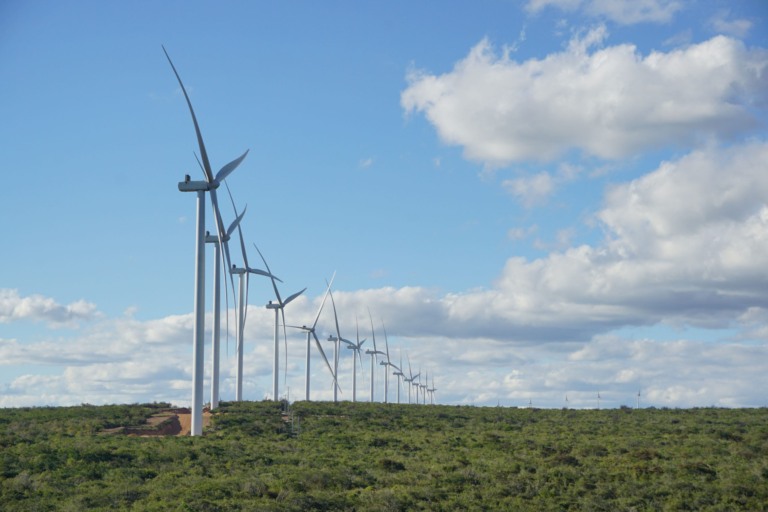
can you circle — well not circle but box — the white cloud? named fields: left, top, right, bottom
left=0, top=289, right=100, bottom=327
left=710, top=9, right=753, bottom=38
left=402, top=33, right=768, bottom=167
left=503, top=172, right=556, bottom=207
left=526, top=0, right=683, bottom=25
left=3, top=141, right=768, bottom=408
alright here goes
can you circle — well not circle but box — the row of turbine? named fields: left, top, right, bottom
left=164, top=48, right=436, bottom=435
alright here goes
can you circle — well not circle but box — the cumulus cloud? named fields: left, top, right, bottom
left=402, top=32, right=768, bottom=167
left=0, top=289, right=100, bottom=327
left=526, top=0, right=683, bottom=25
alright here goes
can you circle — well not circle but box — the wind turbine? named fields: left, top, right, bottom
left=288, top=274, right=338, bottom=401
left=165, top=47, right=247, bottom=436
left=637, top=389, right=641, bottom=409
left=428, top=374, right=437, bottom=405
left=419, top=370, right=429, bottom=405
left=326, top=286, right=350, bottom=403
left=205, top=207, right=245, bottom=410
left=346, top=318, right=366, bottom=402
left=379, top=322, right=399, bottom=404
left=223, top=188, right=278, bottom=401
left=404, top=354, right=420, bottom=405
left=392, top=349, right=405, bottom=404
left=364, top=310, right=386, bottom=402
left=253, top=244, right=305, bottom=402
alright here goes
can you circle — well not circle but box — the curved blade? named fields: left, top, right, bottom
left=328, top=288, right=342, bottom=344
left=283, top=287, right=306, bottom=306
left=227, top=205, right=247, bottom=239
left=312, top=331, right=340, bottom=392
left=224, top=181, right=249, bottom=270
left=367, top=308, right=378, bottom=360
left=215, top=149, right=249, bottom=185
left=247, top=267, right=281, bottom=281
left=311, top=272, right=335, bottom=330
left=209, top=187, right=238, bottom=345
left=162, top=46, right=213, bottom=183
left=253, top=243, right=282, bottom=305
left=382, top=321, right=391, bottom=362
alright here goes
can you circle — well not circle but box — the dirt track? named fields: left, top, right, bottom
left=176, top=411, right=211, bottom=436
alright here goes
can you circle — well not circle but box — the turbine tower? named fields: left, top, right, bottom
left=379, top=322, right=398, bottom=404
left=404, top=354, right=420, bottom=405
left=392, top=349, right=405, bottom=404
left=288, top=274, right=337, bottom=401
left=165, top=47, right=246, bottom=436
left=326, top=287, right=350, bottom=403
left=205, top=206, right=244, bottom=410
left=364, top=311, right=386, bottom=402
left=253, top=244, right=305, bottom=402
left=224, top=190, right=277, bottom=401
left=346, top=318, right=366, bottom=402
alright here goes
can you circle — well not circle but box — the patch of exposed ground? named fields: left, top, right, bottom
left=102, top=408, right=211, bottom=436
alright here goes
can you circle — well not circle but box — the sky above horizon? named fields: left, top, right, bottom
left=2, top=0, right=767, bottom=409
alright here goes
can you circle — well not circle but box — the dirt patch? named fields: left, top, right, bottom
left=175, top=410, right=212, bottom=436
left=103, top=408, right=211, bottom=437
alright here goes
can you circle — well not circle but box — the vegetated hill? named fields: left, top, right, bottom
left=1, top=401, right=766, bottom=511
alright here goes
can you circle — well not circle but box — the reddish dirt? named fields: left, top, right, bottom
left=105, top=408, right=211, bottom=437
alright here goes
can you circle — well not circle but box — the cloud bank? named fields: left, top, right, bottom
left=402, top=30, right=767, bottom=167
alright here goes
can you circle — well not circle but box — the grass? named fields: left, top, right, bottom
left=1, top=401, right=766, bottom=510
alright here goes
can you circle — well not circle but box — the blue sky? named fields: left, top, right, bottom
left=1, top=0, right=767, bottom=409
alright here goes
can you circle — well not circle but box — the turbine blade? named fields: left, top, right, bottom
left=247, top=267, right=282, bottom=282
left=382, top=321, right=390, bottom=362
left=283, top=287, right=306, bottom=306
left=311, top=271, right=335, bottom=329
left=227, top=205, right=247, bottom=238
left=215, top=149, right=249, bottom=184
left=313, top=331, right=339, bottom=391
left=328, top=287, right=342, bottom=342
left=162, top=46, right=213, bottom=183
left=368, top=308, right=377, bottom=353
left=252, top=243, right=282, bottom=304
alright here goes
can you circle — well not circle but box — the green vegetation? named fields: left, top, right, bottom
left=1, top=401, right=766, bottom=510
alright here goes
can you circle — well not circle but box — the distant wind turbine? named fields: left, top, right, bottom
left=392, top=349, right=405, bottom=404
left=346, top=318, right=366, bottom=402
left=165, top=46, right=246, bottom=436
left=288, top=274, right=337, bottom=401
left=253, top=243, right=305, bottom=402
left=379, top=322, right=399, bottom=404
left=326, top=286, right=349, bottom=403
left=364, top=310, right=386, bottom=402
left=224, top=189, right=278, bottom=401
left=404, top=354, right=420, bottom=405
left=205, top=205, right=244, bottom=410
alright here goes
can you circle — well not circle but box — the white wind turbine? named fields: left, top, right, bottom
left=392, top=349, right=404, bottom=404
left=326, top=286, right=351, bottom=403
left=364, top=311, right=386, bottom=402
left=165, top=47, right=247, bottom=436
left=345, top=318, right=367, bottom=402
left=404, top=354, right=420, bottom=405
left=224, top=187, right=278, bottom=401
left=205, top=207, right=244, bottom=410
left=379, top=322, right=399, bottom=404
left=419, top=370, right=429, bottom=405
left=428, top=374, right=437, bottom=405
left=288, top=274, right=338, bottom=401
left=253, top=244, right=305, bottom=402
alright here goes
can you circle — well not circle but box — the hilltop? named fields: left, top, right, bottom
left=1, top=401, right=766, bottom=510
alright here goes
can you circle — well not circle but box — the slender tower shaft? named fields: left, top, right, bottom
left=210, top=239, right=221, bottom=410
left=236, top=272, right=245, bottom=401
left=305, top=332, right=312, bottom=401
left=369, top=354, right=375, bottom=402
left=272, top=307, right=279, bottom=401
left=191, top=190, right=206, bottom=436
left=352, top=350, right=357, bottom=402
